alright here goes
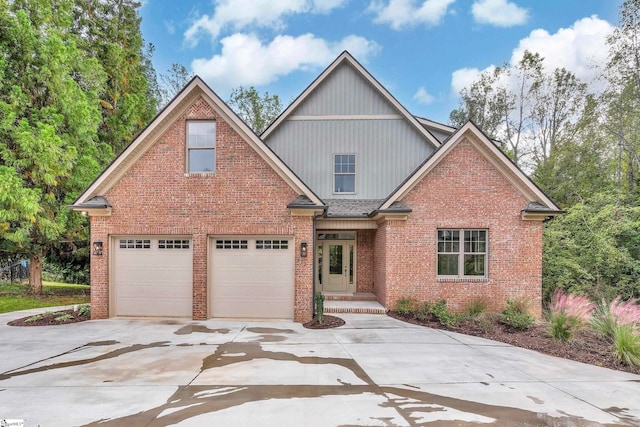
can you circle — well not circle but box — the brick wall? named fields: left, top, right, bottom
left=356, top=230, right=374, bottom=293
left=376, top=136, right=543, bottom=317
left=90, top=95, right=314, bottom=322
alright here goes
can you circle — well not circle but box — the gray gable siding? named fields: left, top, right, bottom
left=293, top=63, right=397, bottom=116
left=266, top=119, right=433, bottom=199
left=264, top=60, right=436, bottom=200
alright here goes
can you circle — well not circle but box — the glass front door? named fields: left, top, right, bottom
left=319, top=240, right=354, bottom=292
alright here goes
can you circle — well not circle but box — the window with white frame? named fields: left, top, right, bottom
left=437, top=229, right=487, bottom=277
left=334, top=154, right=355, bottom=193
left=187, top=121, right=216, bottom=173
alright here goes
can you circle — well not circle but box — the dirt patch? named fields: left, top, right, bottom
left=8, top=308, right=90, bottom=327
left=303, top=315, right=345, bottom=329
left=388, top=311, right=640, bottom=375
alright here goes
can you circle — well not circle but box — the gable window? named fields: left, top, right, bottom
left=437, top=229, right=487, bottom=277
left=334, top=154, right=355, bottom=193
left=187, top=121, right=216, bottom=173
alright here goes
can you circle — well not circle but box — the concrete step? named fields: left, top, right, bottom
left=322, top=292, right=378, bottom=301
left=323, top=299, right=387, bottom=315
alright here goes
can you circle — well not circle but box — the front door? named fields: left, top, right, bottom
left=320, top=240, right=354, bottom=292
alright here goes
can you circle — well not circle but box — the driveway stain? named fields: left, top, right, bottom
left=77, top=383, right=628, bottom=427
left=174, top=324, right=230, bottom=335
left=246, top=327, right=295, bottom=334
left=0, top=341, right=169, bottom=381
left=74, top=341, right=634, bottom=427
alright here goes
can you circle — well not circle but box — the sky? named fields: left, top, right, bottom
left=139, top=0, right=622, bottom=124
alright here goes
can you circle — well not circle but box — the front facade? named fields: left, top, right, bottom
left=72, top=52, right=561, bottom=322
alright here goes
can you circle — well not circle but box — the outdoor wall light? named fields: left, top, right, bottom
left=300, top=242, right=308, bottom=258
left=93, top=241, right=103, bottom=256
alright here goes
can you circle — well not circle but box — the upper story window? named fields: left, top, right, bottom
left=334, top=154, right=355, bottom=193
left=437, top=229, right=487, bottom=278
left=187, top=121, right=216, bottom=173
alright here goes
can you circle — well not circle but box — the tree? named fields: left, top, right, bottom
left=159, top=63, right=194, bottom=107
left=450, top=51, right=588, bottom=171
left=227, top=86, right=283, bottom=134
left=603, top=0, right=640, bottom=204
left=449, top=66, right=511, bottom=140
left=0, top=0, right=106, bottom=293
left=543, top=194, right=640, bottom=301
left=72, top=0, right=159, bottom=155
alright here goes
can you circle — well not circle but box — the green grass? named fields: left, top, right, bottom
left=0, top=281, right=90, bottom=314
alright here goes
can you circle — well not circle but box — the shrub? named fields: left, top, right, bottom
left=25, top=314, right=43, bottom=323
left=415, top=301, right=432, bottom=321
left=612, top=324, right=640, bottom=367
left=54, top=314, right=74, bottom=322
left=500, top=298, right=534, bottom=330
left=431, top=299, right=457, bottom=327
left=463, top=297, right=489, bottom=320
left=609, top=296, right=640, bottom=327
left=548, top=291, right=595, bottom=342
left=548, top=310, right=580, bottom=343
left=592, top=297, right=640, bottom=339
left=394, top=297, right=419, bottom=316
left=77, top=304, right=91, bottom=317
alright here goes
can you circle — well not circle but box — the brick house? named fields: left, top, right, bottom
left=71, top=52, right=561, bottom=322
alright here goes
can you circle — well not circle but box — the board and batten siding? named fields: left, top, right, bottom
left=294, top=63, right=397, bottom=116
left=266, top=119, right=434, bottom=199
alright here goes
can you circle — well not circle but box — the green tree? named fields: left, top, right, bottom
left=603, top=0, right=640, bottom=204
left=543, top=195, right=640, bottom=301
left=72, top=0, right=159, bottom=154
left=159, top=63, right=194, bottom=107
left=0, top=0, right=106, bottom=293
left=228, top=86, right=283, bottom=134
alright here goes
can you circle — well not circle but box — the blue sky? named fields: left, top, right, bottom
left=139, top=0, right=621, bottom=124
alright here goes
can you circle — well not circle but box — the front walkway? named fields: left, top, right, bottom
left=0, top=308, right=638, bottom=426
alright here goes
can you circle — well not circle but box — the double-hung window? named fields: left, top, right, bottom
left=187, top=121, right=216, bottom=173
left=437, top=229, right=487, bottom=277
left=334, top=154, right=355, bottom=193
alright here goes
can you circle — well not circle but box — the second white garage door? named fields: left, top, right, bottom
left=210, top=236, right=294, bottom=319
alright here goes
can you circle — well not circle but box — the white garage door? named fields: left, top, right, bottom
left=210, top=237, right=294, bottom=319
left=113, top=236, right=192, bottom=317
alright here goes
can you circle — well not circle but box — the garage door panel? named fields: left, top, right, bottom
left=213, top=268, right=292, bottom=283
left=210, top=236, right=294, bottom=319
left=114, top=236, right=192, bottom=317
left=117, top=297, right=191, bottom=317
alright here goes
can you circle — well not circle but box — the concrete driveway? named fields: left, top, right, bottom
left=0, top=308, right=639, bottom=427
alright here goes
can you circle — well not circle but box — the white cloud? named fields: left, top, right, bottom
left=368, top=0, right=456, bottom=30
left=185, top=0, right=346, bottom=47
left=413, top=87, right=435, bottom=104
left=510, top=15, right=614, bottom=85
left=471, top=0, right=528, bottom=27
left=191, top=33, right=381, bottom=92
left=450, top=16, right=615, bottom=96
left=450, top=66, right=495, bottom=95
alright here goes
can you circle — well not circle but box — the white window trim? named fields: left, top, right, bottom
left=186, top=120, right=216, bottom=174
left=333, top=153, right=356, bottom=194
left=436, top=229, right=488, bottom=279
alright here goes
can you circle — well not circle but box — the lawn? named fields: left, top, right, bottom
left=0, top=281, right=90, bottom=314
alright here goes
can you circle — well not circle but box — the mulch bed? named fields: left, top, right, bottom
left=388, top=311, right=640, bottom=375
left=303, top=315, right=345, bottom=329
left=8, top=309, right=90, bottom=327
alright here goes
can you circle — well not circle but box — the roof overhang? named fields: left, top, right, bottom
left=68, top=196, right=112, bottom=217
